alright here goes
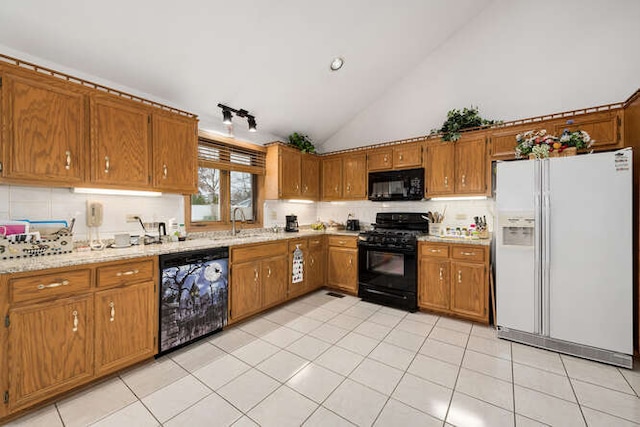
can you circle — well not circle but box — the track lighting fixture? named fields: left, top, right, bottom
left=217, top=103, right=258, bottom=132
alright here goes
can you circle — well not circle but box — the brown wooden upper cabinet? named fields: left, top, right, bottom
left=265, top=144, right=320, bottom=200
left=1, top=73, right=86, bottom=184
left=367, top=142, right=422, bottom=171
left=90, top=97, right=150, bottom=187
left=152, top=113, right=198, bottom=193
left=322, top=153, right=367, bottom=200
left=489, top=123, right=534, bottom=161
left=425, top=132, right=488, bottom=198
left=549, top=110, right=623, bottom=152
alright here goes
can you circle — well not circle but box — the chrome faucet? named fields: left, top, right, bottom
left=231, top=207, right=246, bottom=235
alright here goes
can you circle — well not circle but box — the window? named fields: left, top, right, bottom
left=186, top=134, right=265, bottom=230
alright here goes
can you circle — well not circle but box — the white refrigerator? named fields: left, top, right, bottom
left=495, top=149, right=633, bottom=368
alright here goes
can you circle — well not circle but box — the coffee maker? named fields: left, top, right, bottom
left=285, top=215, right=299, bottom=232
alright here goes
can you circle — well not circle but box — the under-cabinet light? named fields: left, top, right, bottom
left=287, top=199, right=314, bottom=204
left=429, top=196, right=488, bottom=201
left=71, top=188, right=163, bottom=197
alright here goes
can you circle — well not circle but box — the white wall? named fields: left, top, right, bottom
left=320, top=0, right=640, bottom=152
left=0, top=184, right=184, bottom=242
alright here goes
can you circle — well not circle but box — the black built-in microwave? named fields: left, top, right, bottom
left=368, top=168, right=424, bottom=201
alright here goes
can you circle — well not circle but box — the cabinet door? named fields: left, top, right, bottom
left=230, top=262, right=262, bottom=321
left=489, top=125, right=529, bottom=160
left=152, top=114, right=197, bottom=193
left=425, top=143, right=454, bottom=197
left=280, top=148, right=301, bottom=198
left=322, top=156, right=343, bottom=200
left=4, top=75, right=85, bottom=183
left=368, top=149, right=393, bottom=171
left=551, top=110, right=623, bottom=152
left=301, top=155, right=320, bottom=200
left=450, top=261, right=486, bottom=321
left=327, top=247, right=357, bottom=293
left=8, top=295, right=93, bottom=411
left=393, top=143, right=422, bottom=169
left=418, top=258, right=450, bottom=312
left=263, top=255, right=288, bottom=307
left=91, top=97, right=150, bottom=187
left=455, top=136, right=486, bottom=195
left=307, top=241, right=325, bottom=290
left=94, top=281, right=155, bottom=376
left=343, top=154, right=367, bottom=199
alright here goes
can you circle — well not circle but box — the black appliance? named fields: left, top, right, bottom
left=358, top=212, right=429, bottom=311
left=158, top=247, right=228, bottom=356
left=285, top=215, right=299, bottom=232
left=368, top=168, right=424, bottom=201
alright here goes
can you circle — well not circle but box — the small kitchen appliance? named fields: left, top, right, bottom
left=358, top=212, right=429, bottom=311
left=346, top=214, right=360, bottom=231
left=285, top=215, right=299, bottom=232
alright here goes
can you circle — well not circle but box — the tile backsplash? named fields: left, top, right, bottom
left=264, top=198, right=495, bottom=232
left=0, top=184, right=184, bottom=241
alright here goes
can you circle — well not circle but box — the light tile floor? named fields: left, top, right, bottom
left=7, top=290, right=640, bottom=427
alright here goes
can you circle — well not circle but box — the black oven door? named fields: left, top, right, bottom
left=358, top=244, right=418, bottom=311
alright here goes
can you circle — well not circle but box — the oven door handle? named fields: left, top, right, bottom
left=357, top=244, right=415, bottom=255
left=363, top=288, right=409, bottom=300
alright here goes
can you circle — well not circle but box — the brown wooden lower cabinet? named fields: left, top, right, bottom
left=327, top=235, right=358, bottom=294
left=418, top=242, right=489, bottom=323
left=1, top=257, right=158, bottom=417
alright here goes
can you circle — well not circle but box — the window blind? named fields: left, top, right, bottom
left=197, top=138, right=266, bottom=175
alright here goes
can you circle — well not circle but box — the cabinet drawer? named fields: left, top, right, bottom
left=232, top=241, right=287, bottom=263
left=328, top=235, right=357, bottom=248
left=10, top=269, right=92, bottom=304
left=451, top=246, right=485, bottom=262
left=288, top=238, right=308, bottom=252
left=308, top=236, right=324, bottom=248
left=97, top=259, right=155, bottom=288
left=420, top=243, right=449, bottom=258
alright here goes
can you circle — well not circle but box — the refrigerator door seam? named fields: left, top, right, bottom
left=533, top=160, right=542, bottom=335
left=542, top=158, right=551, bottom=337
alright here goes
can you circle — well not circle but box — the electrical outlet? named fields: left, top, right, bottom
left=126, top=214, right=141, bottom=223
left=455, top=213, right=467, bottom=221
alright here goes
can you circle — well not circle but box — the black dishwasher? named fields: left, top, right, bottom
left=158, top=247, right=228, bottom=356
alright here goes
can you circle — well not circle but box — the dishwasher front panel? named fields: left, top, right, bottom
left=158, top=248, right=228, bottom=356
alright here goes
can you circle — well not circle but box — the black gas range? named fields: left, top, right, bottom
left=358, top=212, right=429, bottom=312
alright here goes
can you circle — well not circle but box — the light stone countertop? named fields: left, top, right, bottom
left=418, top=233, right=492, bottom=246
left=0, top=229, right=361, bottom=274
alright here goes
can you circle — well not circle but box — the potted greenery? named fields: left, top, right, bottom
left=287, top=132, right=316, bottom=153
left=432, top=106, right=499, bottom=142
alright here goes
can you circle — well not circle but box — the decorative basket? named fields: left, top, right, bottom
left=0, top=234, right=73, bottom=260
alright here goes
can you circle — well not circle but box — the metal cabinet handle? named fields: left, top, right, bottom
left=348, top=257, right=353, bottom=267
left=444, top=176, right=448, bottom=187
left=37, top=280, right=70, bottom=290
left=116, top=269, right=139, bottom=277
left=163, top=164, right=168, bottom=179
left=72, top=310, right=79, bottom=332
left=430, top=249, right=441, bottom=253
left=109, top=302, right=115, bottom=322
left=399, top=154, right=403, bottom=161
left=346, top=184, right=351, bottom=192
left=339, top=240, right=346, bottom=245
left=267, top=266, right=272, bottom=278
left=254, top=268, right=259, bottom=282
left=334, top=185, right=339, bottom=193
left=65, top=150, right=71, bottom=170
left=462, top=174, right=466, bottom=187
left=104, top=156, right=110, bottom=174
left=303, top=185, right=308, bottom=192
left=384, top=155, right=388, bottom=162
left=460, top=251, right=475, bottom=256
left=439, top=267, right=443, bottom=281
left=295, top=183, right=299, bottom=191
left=310, top=256, right=315, bottom=267
left=458, top=270, right=462, bottom=283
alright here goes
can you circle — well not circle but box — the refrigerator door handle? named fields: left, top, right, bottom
left=534, top=160, right=542, bottom=334
left=542, top=159, right=551, bottom=337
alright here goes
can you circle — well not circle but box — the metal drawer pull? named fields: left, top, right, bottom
left=65, top=150, right=72, bottom=170
left=116, top=269, right=139, bottom=277
left=399, top=154, right=403, bottom=160
left=439, top=267, right=443, bottom=281
left=109, top=302, right=115, bottom=322
left=460, top=252, right=476, bottom=256
left=339, top=241, right=346, bottom=245
left=37, top=280, right=70, bottom=290
left=104, top=156, right=110, bottom=173
left=458, top=271, right=462, bottom=283
left=430, top=249, right=441, bottom=253
left=72, top=310, right=79, bottom=332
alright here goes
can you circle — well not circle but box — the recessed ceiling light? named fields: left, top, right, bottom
left=330, top=57, right=344, bottom=71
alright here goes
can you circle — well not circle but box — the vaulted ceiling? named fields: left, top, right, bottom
left=0, top=0, right=492, bottom=146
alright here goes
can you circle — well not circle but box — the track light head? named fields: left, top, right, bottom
left=247, top=115, right=257, bottom=132
left=222, top=108, right=233, bottom=125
